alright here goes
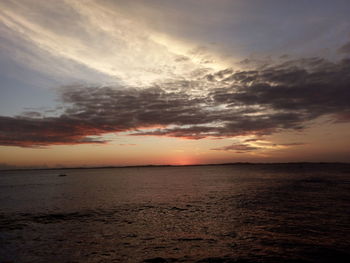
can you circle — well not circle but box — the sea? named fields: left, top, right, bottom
left=0, top=164, right=350, bottom=263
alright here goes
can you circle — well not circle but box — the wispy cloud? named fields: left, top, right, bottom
left=0, top=0, right=218, bottom=87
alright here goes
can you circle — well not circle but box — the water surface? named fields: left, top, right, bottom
left=1, top=164, right=350, bottom=262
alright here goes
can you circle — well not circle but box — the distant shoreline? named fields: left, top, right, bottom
left=1, top=162, right=349, bottom=172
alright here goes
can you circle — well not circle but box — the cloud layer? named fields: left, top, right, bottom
left=1, top=56, right=350, bottom=147
left=0, top=0, right=219, bottom=87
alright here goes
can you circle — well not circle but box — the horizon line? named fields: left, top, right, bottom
left=1, top=161, right=350, bottom=172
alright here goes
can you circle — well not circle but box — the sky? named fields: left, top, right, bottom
left=0, top=0, right=350, bottom=168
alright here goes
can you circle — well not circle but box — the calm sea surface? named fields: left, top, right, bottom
left=1, top=164, right=350, bottom=263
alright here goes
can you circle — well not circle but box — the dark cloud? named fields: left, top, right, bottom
left=211, top=143, right=259, bottom=153
left=338, top=42, right=350, bottom=54
left=211, top=141, right=305, bottom=153
left=244, top=138, right=260, bottom=142
left=0, top=116, right=107, bottom=147
left=278, top=142, right=306, bottom=146
left=0, top=56, right=350, bottom=147
left=210, top=57, right=350, bottom=120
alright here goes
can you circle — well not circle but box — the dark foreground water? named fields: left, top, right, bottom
left=1, top=164, right=350, bottom=263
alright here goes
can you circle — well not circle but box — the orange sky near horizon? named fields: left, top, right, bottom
left=1, top=118, right=349, bottom=168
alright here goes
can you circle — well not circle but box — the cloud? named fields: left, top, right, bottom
left=210, top=57, right=350, bottom=119
left=338, top=41, right=350, bottom=54
left=0, top=56, right=350, bottom=147
left=211, top=143, right=259, bottom=153
left=0, top=115, right=108, bottom=147
left=278, top=142, right=305, bottom=147
left=211, top=141, right=305, bottom=153
left=0, top=0, right=217, bottom=87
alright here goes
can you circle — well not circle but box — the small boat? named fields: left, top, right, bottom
left=58, top=174, right=67, bottom=177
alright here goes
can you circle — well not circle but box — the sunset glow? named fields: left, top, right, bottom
left=1, top=0, right=350, bottom=169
